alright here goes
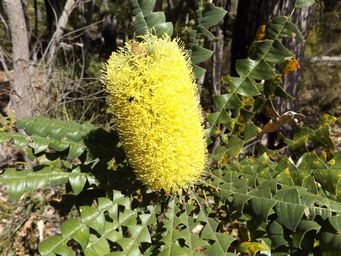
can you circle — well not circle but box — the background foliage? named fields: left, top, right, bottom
left=0, top=0, right=340, bottom=255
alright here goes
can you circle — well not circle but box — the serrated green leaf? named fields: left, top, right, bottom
left=226, top=135, right=244, bottom=158
left=320, top=231, right=341, bottom=253
left=61, top=219, right=90, bottom=250
left=139, top=0, right=156, bottom=15
left=129, top=224, right=151, bottom=243
left=192, top=64, right=206, bottom=78
left=268, top=221, right=288, bottom=249
left=236, top=59, right=276, bottom=80
left=29, top=135, right=50, bottom=154
left=13, top=133, right=29, bottom=149
left=160, top=199, right=178, bottom=247
left=244, top=122, right=260, bottom=141
left=0, top=167, right=70, bottom=200
left=273, top=188, right=305, bottom=231
left=213, top=94, right=242, bottom=111
left=69, top=167, right=87, bottom=195
left=153, top=22, right=173, bottom=37
left=200, top=3, right=227, bottom=28
left=39, top=194, right=133, bottom=256
left=116, top=237, right=139, bottom=255
left=250, top=188, right=277, bottom=220
left=226, top=76, right=261, bottom=97
left=80, top=206, right=106, bottom=234
left=67, top=141, right=85, bottom=159
left=191, top=45, right=213, bottom=65
left=49, top=139, right=70, bottom=151
left=251, top=40, right=293, bottom=63
left=144, top=12, right=165, bottom=27
left=205, top=233, right=234, bottom=256
left=84, top=235, right=110, bottom=256
left=0, top=132, right=14, bottom=143
left=134, top=12, right=149, bottom=36
left=292, top=220, right=320, bottom=249
left=119, top=208, right=137, bottom=226
left=130, top=0, right=143, bottom=16
left=102, top=222, right=121, bottom=243
left=197, top=25, right=216, bottom=40
left=38, top=235, right=65, bottom=256
left=266, top=16, right=303, bottom=42
left=191, top=194, right=235, bottom=255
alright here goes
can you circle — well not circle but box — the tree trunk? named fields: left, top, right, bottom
left=3, top=0, right=35, bottom=119
left=277, top=7, right=312, bottom=113
left=231, top=0, right=313, bottom=113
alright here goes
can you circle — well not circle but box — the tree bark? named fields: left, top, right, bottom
left=231, top=0, right=313, bottom=113
left=277, top=7, right=312, bottom=113
left=3, top=0, right=35, bottom=119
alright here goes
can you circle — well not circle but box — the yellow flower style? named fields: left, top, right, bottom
left=103, top=34, right=207, bottom=193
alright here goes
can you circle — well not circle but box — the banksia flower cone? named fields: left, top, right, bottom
left=103, top=34, right=207, bottom=193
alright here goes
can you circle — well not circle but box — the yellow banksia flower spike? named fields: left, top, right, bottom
left=103, top=34, right=207, bottom=193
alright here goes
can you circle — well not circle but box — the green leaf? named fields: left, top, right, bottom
left=61, top=219, right=90, bottom=250
left=295, top=0, right=315, bottom=8
left=139, top=0, right=156, bottom=15
left=153, top=22, right=173, bottom=37
left=226, top=76, right=261, bottom=97
left=17, top=117, right=90, bottom=142
left=129, top=0, right=172, bottom=37
left=144, top=12, right=166, bottom=27
left=191, top=194, right=235, bottom=255
left=0, top=132, right=12, bottom=143
left=311, top=124, right=335, bottom=150
left=84, top=235, right=110, bottom=256
left=191, top=45, right=213, bottom=65
left=134, top=13, right=149, bottom=35
left=39, top=235, right=65, bottom=256
left=29, top=135, right=50, bottom=154
left=250, top=188, right=277, bottom=220
left=49, top=139, right=69, bottom=151
left=266, top=16, right=303, bottom=42
left=39, top=192, right=135, bottom=256
left=244, top=122, right=260, bottom=141
left=292, top=220, right=320, bottom=249
left=213, top=94, right=242, bottom=111
left=268, top=221, right=289, bottom=249
left=226, top=136, right=244, bottom=158
left=0, top=167, right=71, bottom=200
left=200, top=3, right=227, bottom=28
left=273, top=188, right=305, bottom=231
left=250, top=40, right=293, bottom=63
left=160, top=199, right=181, bottom=247
left=67, top=141, right=86, bottom=159
left=129, top=224, right=151, bottom=243
left=69, top=167, right=87, bottom=195
left=197, top=25, right=216, bottom=40
left=13, top=133, right=29, bottom=149
left=81, top=206, right=106, bottom=234
left=320, top=217, right=341, bottom=254
left=192, top=64, right=206, bottom=79
left=236, top=59, right=276, bottom=80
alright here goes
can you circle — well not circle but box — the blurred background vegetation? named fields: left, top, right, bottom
left=0, top=0, right=340, bottom=254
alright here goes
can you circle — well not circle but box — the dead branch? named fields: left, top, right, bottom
left=310, top=56, right=341, bottom=63
left=44, top=0, right=78, bottom=76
